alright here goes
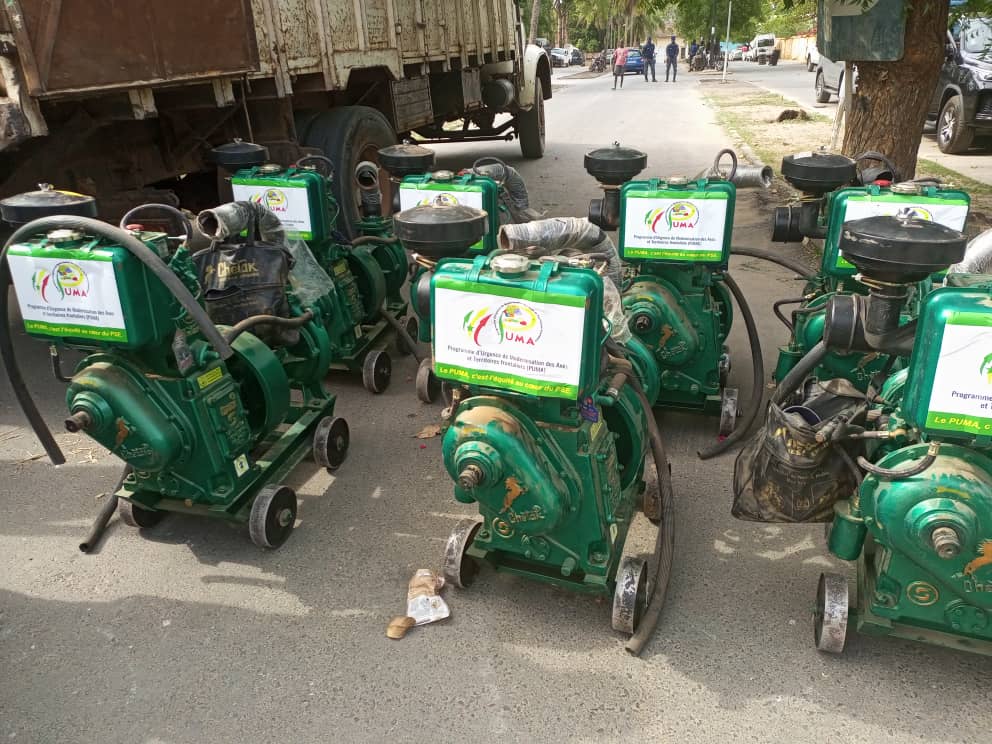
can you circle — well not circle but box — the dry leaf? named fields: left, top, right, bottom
left=386, top=615, right=416, bottom=640
left=414, top=424, right=441, bottom=439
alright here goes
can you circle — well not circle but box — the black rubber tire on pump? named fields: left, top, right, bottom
left=362, top=349, right=392, bottom=394
left=313, top=416, right=350, bottom=471
left=249, top=484, right=298, bottom=549
left=298, top=106, right=399, bottom=238
left=518, top=78, right=546, bottom=159
left=120, top=500, right=165, bottom=529
left=415, top=358, right=442, bottom=403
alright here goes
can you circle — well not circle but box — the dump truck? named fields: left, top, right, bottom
left=0, top=1, right=551, bottom=235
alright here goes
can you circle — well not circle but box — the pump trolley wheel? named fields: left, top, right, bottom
left=396, top=316, right=419, bottom=356
left=719, top=387, right=739, bottom=437
left=814, top=572, right=849, bottom=654
left=249, top=484, right=298, bottom=549
left=416, top=358, right=442, bottom=403
left=313, top=416, right=350, bottom=471
left=442, top=517, right=483, bottom=588
left=612, top=556, right=648, bottom=635
left=362, top=349, right=392, bottom=394
left=119, top=500, right=165, bottom=529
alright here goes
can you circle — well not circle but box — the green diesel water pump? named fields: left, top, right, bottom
left=785, top=214, right=992, bottom=657
left=584, top=144, right=767, bottom=454
left=378, top=143, right=540, bottom=403
left=0, top=196, right=351, bottom=551
left=213, top=141, right=413, bottom=394
left=393, top=202, right=675, bottom=653
left=770, top=151, right=970, bottom=392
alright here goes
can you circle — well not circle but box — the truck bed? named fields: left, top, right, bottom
left=1, top=0, right=519, bottom=99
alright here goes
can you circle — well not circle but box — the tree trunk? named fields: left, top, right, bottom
left=529, top=0, right=541, bottom=44
left=841, top=0, right=949, bottom=179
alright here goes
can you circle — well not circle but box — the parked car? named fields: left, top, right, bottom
left=750, top=33, right=776, bottom=62
left=806, top=41, right=820, bottom=71
left=928, top=17, right=992, bottom=153
left=814, top=55, right=854, bottom=103
left=549, top=48, right=570, bottom=67
left=570, top=48, right=585, bottom=65
left=731, top=46, right=745, bottom=61
left=623, top=48, right=644, bottom=75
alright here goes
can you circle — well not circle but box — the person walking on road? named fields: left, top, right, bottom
left=665, top=36, right=679, bottom=82
left=642, top=37, right=657, bottom=82
left=612, top=46, right=628, bottom=89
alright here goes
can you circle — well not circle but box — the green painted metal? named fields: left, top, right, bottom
left=398, top=172, right=500, bottom=252
left=827, top=282, right=992, bottom=655
left=432, top=255, right=652, bottom=598
left=821, top=185, right=970, bottom=280
left=431, top=256, right=604, bottom=400
left=623, top=266, right=731, bottom=411
left=903, top=281, right=992, bottom=443
left=774, top=184, right=970, bottom=392
left=231, top=163, right=409, bottom=374
left=614, top=178, right=735, bottom=412
left=817, top=0, right=905, bottom=63
left=7, top=220, right=343, bottom=532
left=618, top=178, right=735, bottom=266
left=7, top=231, right=177, bottom=349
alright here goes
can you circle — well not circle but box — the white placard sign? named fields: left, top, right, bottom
left=432, top=279, right=587, bottom=399
left=7, top=253, right=127, bottom=342
left=231, top=180, right=314, bottom=238
left=621, top=192, right=729, bottom=262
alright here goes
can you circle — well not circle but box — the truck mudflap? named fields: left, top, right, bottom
left=520, top=44, right=552, bottom=109
left=0, top=40, right=46, bottom=152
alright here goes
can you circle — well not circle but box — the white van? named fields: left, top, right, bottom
left=749, top=33, right=776, bottom=62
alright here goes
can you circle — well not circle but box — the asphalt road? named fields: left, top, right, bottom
left=1, top=73, right=988, bottom=744
left=730, top=59, right=992, bottom=185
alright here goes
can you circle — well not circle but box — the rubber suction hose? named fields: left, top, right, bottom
left=1, top=216, right=233, bottom=465
left=698, top=272, right=765, bottom=460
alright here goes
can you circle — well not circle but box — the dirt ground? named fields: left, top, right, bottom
left=700, top=80, right=992, bottom=236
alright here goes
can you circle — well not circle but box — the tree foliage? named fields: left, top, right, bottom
left=673, top=0, right=766, bottom=43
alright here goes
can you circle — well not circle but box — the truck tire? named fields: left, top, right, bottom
left=518, top=78, right=546, bottom=159
left=299, top=106, right=398, bottom=238
left=938, top=95, right=974, bottom=154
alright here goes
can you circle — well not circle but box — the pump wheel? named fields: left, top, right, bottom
left=814, top=572, right=849, bottom=654
left=612, top=557, right=648, bottom=635
left=396, top=316, right=419, bottom=356
left=362, top=349, right=392, bottom=394
left=313, top=416, right=350, bottom=471
left=249, top=484, right=298, bottom=549
left=442, top=517, right=483, bottom=588
left=719, top=387, right=739, bottom=437
left=416, top=358, right=442, bottom=403
left=119, top=500, right=165, bottom=529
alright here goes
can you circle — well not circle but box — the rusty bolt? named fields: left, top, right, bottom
left=458, top=464, right=484, bottom=490
left=931, top=526, right=961, bottom=560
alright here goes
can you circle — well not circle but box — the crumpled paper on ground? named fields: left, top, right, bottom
left=386, top=569, right=450, bottom=639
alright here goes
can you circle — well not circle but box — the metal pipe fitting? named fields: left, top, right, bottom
left=931, top=526, right=961, bottom=560
left=458, top=464, right=485, bottom=490
left=64, top=410, right=92, bottom=433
